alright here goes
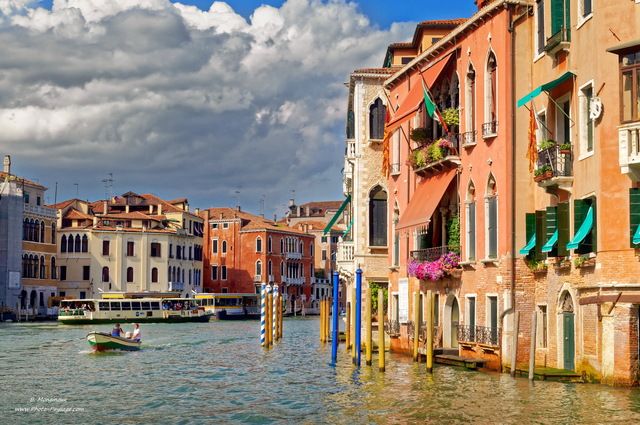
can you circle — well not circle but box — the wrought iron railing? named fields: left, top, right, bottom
left=411, top=245, right=461, bottom=262
left=462, top=131, right=476, bottom=147
left=544, top=28, right=571, bottom=53
left=457, top=325, right=501, bottom=346
left=482, top=121, right=498, bottom=137
left=536, top=146, right=572, bottom=178
left=385, top=320, right=400, bottom=336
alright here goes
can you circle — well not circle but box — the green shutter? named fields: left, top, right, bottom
left=526, top=213, right=536, bottom=242
left=631, top=189, right=640, bottom=247
left=535, top=210, right=547, bottom=261
left=546, top=206, right=558, bottom=257
left=557, top=202, right=570, bottom=257
left=590, top=196, right=597, bottom=254
left=573, top=197, right=596, bottom=254
left=550, top=0, right=566, bottom=36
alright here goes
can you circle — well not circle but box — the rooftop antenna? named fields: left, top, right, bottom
left=102, top=173, right=114, bottom=200
left=260, top=194, right=265, bottom=216
left=74, top=183, right=79, bottom=199
left=234, top=190, right=241, bottom=210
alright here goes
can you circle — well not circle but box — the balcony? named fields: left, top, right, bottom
left=254, top=274, right=262, bottom=282
left=461, top=131, right=477, bottom=148
left=336, top=241, right=355, bottom=276
left=619, top=121, right=640, bottom=180
left=283, top=277, right=304, bottom=286
left=535, top=145, right=573, bottom=190
left=285, top=252, right=302, bottom=260
left=457, top=324, right=501, bottom=347
left=410, top=245, right=460, bottom=262
left=168, top=282, right=184, bottom=291
left=411, top=134, right=461, bottom=177
left=544, top=28, right=570, bottom=56
left=481, top=121, right=498, bottom=139
left=346, top=140, right=356, bottom=159
left=24, top=204, right=57, bottom=218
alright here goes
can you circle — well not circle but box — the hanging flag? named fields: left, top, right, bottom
left=422, top=79, right=449, bottom=134
left=382, top=109, right=391, bottom=176
left=526, top=104, right=538, bottom=172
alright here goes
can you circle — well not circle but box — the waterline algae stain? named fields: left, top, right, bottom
left=2, top=319, right=640, bottom=424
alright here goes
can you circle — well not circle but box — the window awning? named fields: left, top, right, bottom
left=342, top=218, right=354, bottom=240
left=396, top=169, right=456, bottom=231
left=606, top=39, right=640, bottom=55
left=323, top=194, right=350, bottom=235
left=541, top=229, right=558, bottom=253
left=517, top=71, right=575, bottom=108
left=566, top=205, right=594, bottom=250
left=519, top=234, right=536, bottom=255
left=386, top=52, right=454, bottom=133
left=633, top=223, right=640, bottom=245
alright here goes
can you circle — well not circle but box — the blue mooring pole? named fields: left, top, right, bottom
left=331, top=271, right=339, bottom=363
left=355, top=268, right=362, bottom=366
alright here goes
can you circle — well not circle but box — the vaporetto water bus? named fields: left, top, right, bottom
left=58, top=292, right=213, bottom=324
left=194, top=293, right=261, bottom=320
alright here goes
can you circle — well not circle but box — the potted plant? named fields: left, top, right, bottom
left=440, top=108, right=460, bottom=127
left=574, top=255, right=596, bottom=268
left=539, top=139, right=556, bottom=151
left=559, top=142, right=571, bottom=154
left=540, top=165, right=553, bottom=179
left=410, top=128, right=429, bottom=142
left=528, top=259, right=548, bottom=273
left=555, top=257, right=571, bottom=269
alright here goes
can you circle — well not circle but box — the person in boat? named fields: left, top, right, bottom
left=131, top=324, right=141, bottom=342
left=111, top=323, right=123, bottom=337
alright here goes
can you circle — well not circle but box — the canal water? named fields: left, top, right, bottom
left=2, top=318, right=640, bottom=424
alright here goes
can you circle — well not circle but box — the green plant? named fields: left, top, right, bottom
left=539, top=139, right=556, bottom=150
left=556, top=256, right=570, bottom=265
left=440, top=108, right=460, bottom=127
left=534, top=168, right=544, bottom=176
left=559, top=142, right=571, bottom=150
left=410, top=127, right=429, bottom=142
left=446, top=213, right=461, bottom=253
left=541, top=165, right=552, bottom=173
left=528, top=259, right=548, bottom=271
left=369, top=282, right=388, bottom=315
left=574, top=255, right=591, bottom=267
left=427, top=142, right=444, bottom=162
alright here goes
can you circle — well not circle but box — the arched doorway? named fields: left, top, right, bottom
left=30, top=290, right=37, bottom=309
left=443, top=294, right=460, bottom=348
left=561, top=291, right=575, bottom=370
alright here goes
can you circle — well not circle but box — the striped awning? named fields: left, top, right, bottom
left=567, top=205, right=594, bottom=250
left=519, top=234, right=536, bottom=255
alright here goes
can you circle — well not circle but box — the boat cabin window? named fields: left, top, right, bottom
left=131, top=301, right=141, bottom=310
left=111, top=302, right=121, bottom=311
left=121, top=302, right=131, bottom=311
left=141, top=301, right=151, bottom=310
left=99, top=302, right=110, bottom=311
left=151, top=302, right=160, bottom=310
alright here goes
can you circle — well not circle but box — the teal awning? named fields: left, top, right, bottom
left=323, top=194, right=351, bottom=235
left=541, top=229, right=558, bottom=253
left=633, top=223, right=640, bottom=245
left=519, top=234, right=536, bottom=255
left=517, top=72, right=575, bottom=108
left=567, top=205, right=594, bottom=250
left=342, top=218, right=354, bottom=240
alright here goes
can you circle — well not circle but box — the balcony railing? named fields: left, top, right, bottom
left=385, top=320, right=400, bottom=336
left=481, top=121, right=498, bottom=138
left=285, top=252, right=302, bottom=260
left=338, top=241, right=354, bottom=262
left=411, top=134, right=461, bottom=176
left=346, top=140, right=356, bottom=159
left=462, top=130, right=477, bottom=148
left=410, top=245, right=461, bottom=262
left=544, top=28, right=570, bottom=55
left=535, top=145, right=572, bottom=183
left=24, top=204, right=57, bottom=218
left=284, top=277, right=304, bottom=286
left=619, top=121, right=640, bottom=180
left=457, top=324, right=501, bottom=346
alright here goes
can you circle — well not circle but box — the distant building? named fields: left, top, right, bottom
left=200, top=207, right=315, bottom=311
left=50, top=192, right=204, bottom=298
left=0, top=155, right=58, bottom=317
left=286, top=200, right=345, bottom=227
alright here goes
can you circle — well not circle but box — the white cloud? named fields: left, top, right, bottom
left=0, top=0, right=414, bottom=214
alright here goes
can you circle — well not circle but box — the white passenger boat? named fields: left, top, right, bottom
left=194, top=293, right=261, bottom=320
left=87, top=332, right=141, bottom=351
left=58, top=294, right=212, bottom=324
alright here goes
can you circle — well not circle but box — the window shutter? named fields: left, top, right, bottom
left=630, top=188, right=640, bottom=248
left=590, top=196, right=597, bottom=254
left=488, top=197, right=498, bottom=258
left=468, top=203, right=476, bottom=261
left=550, top=0, right=565, bottom=36
left=535, top=210, right=547, bottom=260
left=546, top=206, right=558, bottom=257
left=557, top=202, right=570, bottom=256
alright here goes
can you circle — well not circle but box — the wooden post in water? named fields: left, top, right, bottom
left=378, top=288, right=385, bottom=372
left=426, top=290, right=434, bottom=373
left=529, top=309, right=537, bottom=381
left=413, top=291, right=420, bottom=362
left=365, top=287, right=372, bottom=366
left=278, top=294, right=283, bottom=339
left=267, top=284, right=273, bottom=348
left=331, top=271, right=340, bottom=363
left=511, top=311, right=520, bottom=377
left=272, top=286, right=278, bottom=343
left=326, top=297, right=331, bottom=344
left=351, top=288, right=357, bottom=360
left=319, top=297, right=325, bottom=343
left=345, top=301, right=351, bottom=351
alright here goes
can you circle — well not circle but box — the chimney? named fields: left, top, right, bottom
left=274, top=214, right=277, bottom=222
left=195, top=208, right=200, bottom=215
left=305, top=206, right=310, bottom=216
left=158, top=204, right=162, bottom=215
left=260, top=213, right=264, bottom=218
left=93, top=217, right=98, bottom=226
left=289, top=198, right=294, bottom=206
left=103, top=201, right=108, bottom=214
left=3, top=155, right=10, bottom=174
left=149, top=205, right=153, bottom=214
left=125, top=205, right=130, bottom=213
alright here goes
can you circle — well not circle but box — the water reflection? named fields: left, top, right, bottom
left=1, top=319, right=639, bottom=424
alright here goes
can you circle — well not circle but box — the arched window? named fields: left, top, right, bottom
left=127, top=267, right=134, bottom=283
left=369, top=98, right=386, bottom=140
left=74, top=235, right=81, bottom=253
left=40, top=255, right=45, bottom=279
left=465, top=63, right=476, bottom=142
left=222, top=241, right=227, bottom=254
left=310, top=242, right=314, bottom=257
left=40, top=221, right=45, bottom=243
left=486, top=175, right=498, bottom=259
left=466, top=180, right=477, bottom=262
left=256, top=260, right=262, bottom=277
left=268, top=260, right=272, bottom=276
left=280, top=261, right=285, bottom=276
left=151, top=267, right=158, bottom=283
left=300, top=242, right=304, bottom=256
left=280, top=238, right=284, bottom=253
left=346, top=110, right=355, bottom=139
left=61, top=235, right=67, bottom=253
left=369, top=186, right=388, bottom=247
left=23, top=218, right=29, bottom=241
left=51, top=257, right=57, bottom=280
left=256, top=237, right=262, bottom=253
left=33, top=255, right=39, bottom=279
left=102, top=266, right=110, bottom=282
left=31, top=219, right=37, bottom=242
left=485, top=51, right=498, bottom=131
left=82, top=235, right=88, bottom=252
left=51, top=224, right=56, bottom=245
left=67, top=234, right=74, bottom=253
left=177, top=267, right=182, bottom=283
left=268, top=236, right=272, bottom=253
left=189, top=270, right=192, bottom=285
left=22, top=254, right=28, bottom=277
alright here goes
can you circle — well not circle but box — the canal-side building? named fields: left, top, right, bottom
left=1, top=155, right=58, bottom=318
left=51, top=192, right=204, bottom=298
left=380, top=2, right=535, bottom=370
left=516, top=0, right=640, bottom=385
left=200, top=207, right=315, bottom=312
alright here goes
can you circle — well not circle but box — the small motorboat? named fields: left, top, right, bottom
left=87, top=332, right=141, bottom=352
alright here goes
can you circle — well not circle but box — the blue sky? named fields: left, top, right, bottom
left=7, top=0, right=478, bottom=215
